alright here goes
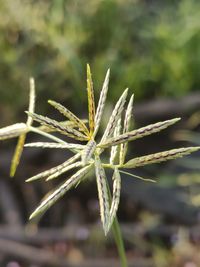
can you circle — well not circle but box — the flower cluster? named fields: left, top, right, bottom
left=0, top=65, right=199, bottom=235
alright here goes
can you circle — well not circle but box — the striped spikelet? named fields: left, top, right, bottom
left=110, top=118, right=122, bottom=165
left=95, top=155, right=110, bottom=234
left=48, top=100, right=89, bottom=135
left=119, top=94, right=134, bottom=165
left=29, top=164, right=93, bottom=219
left=99, top=118, right=180, bottom=148
left=26, top=154, right=81, bottom=182
left=0, top=123, right=27, bottom=140
left=1, top=65, right=199, bottom=235
left=107, top=168, right=121, bottom=232
left=26, top=112, right=88, bottom=141
left=123, top=147, right=200, bottom=168
left=100, top=88, right=128, bottom=145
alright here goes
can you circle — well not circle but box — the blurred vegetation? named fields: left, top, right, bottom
left=0, top=0, right=200, bottom=124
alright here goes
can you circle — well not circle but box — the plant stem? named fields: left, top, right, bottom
left=106, top=180, right=128, bottom=267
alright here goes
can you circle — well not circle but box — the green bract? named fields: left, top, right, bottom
left=0, top=65, right=199, bottom=235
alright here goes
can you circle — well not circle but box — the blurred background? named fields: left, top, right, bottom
left=0, top=0, right=200, bottom=266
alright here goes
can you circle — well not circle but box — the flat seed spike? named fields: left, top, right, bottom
left=46, top=161, right=82, bottom=181
left=93, top=69, right=110, bottom=137
left=0, top=123, right=27, bottom=140
left=107, top=168, right=121, bottom=233
left=26, top=111, right=88, bottom=141
left=48, top=100, right=89, bottom=135
left=120, top=94, right=134, bottom=165
left=29, top=164, right=92, bottom=219
left=100, top=88, right=129, bottom=145
left=110, top=118, right=121, bottom=165
left=82, top=139, right=96, bottom=165
left=87, top=64, right=95, bottom=135
left=95, top=155, right=110, bottom=235
left=27, top=77, right=36, bottom=126
left=123, top=147, right=200, bottom=168
left=26, top=153, right=81, bottom=182
left=25, top=142, right=84, bottom=151
left=99, top=118, right=181, bottom=149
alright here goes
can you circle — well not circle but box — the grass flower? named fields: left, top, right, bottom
left=0, top=65, right=199, bottom=236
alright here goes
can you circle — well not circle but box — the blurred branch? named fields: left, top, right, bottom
left=134, top=93, right=200, bottom=122
left=0, top=237, right=153, bottom=267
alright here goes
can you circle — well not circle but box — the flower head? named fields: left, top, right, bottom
left=1, top=65, right=199, bottom=235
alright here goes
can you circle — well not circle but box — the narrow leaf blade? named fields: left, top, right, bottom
left=10, top=134, right=26, bottom=177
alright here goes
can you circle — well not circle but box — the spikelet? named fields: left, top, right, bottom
left=95, top=155, right=110, bottom=235
left=30, top=164, right=92, bottom=219
left=93, top=69, right=110, bottom=137
left=107, top=168, right=121, bottom=232
left=87, top=64, right=95, bottom=135
left=110, top=118, right=121, bottom=165
left=81, top=139, right=96, bottom=165
left=26, top=153, right=81, bottom=182
left=0, top=123, right=27, bottom=140
left=100, top=88, right=129, bottom=145
left=10, top=134, right=26, bottom=177
left=119, top=94, right=134, bottom=165
left=27, top=78, right=36, bottom=126
left=99, top=118, right=180, bottom=149
left=38, top=120, right=87, bottom=133
left=48, top=100, right=89, bottom=135
left=123, top=147, right=200, bottom=168
left=26, top=112, right=88, bottom=141
left=25, top=142, right=84, bottom=151
left=46, top=161, right=82, bottom=181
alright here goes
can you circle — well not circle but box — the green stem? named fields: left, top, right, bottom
left=106, top=180, right=128, bottom=267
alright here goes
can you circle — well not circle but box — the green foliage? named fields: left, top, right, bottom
left=0, top=0, right=200, bottom=122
